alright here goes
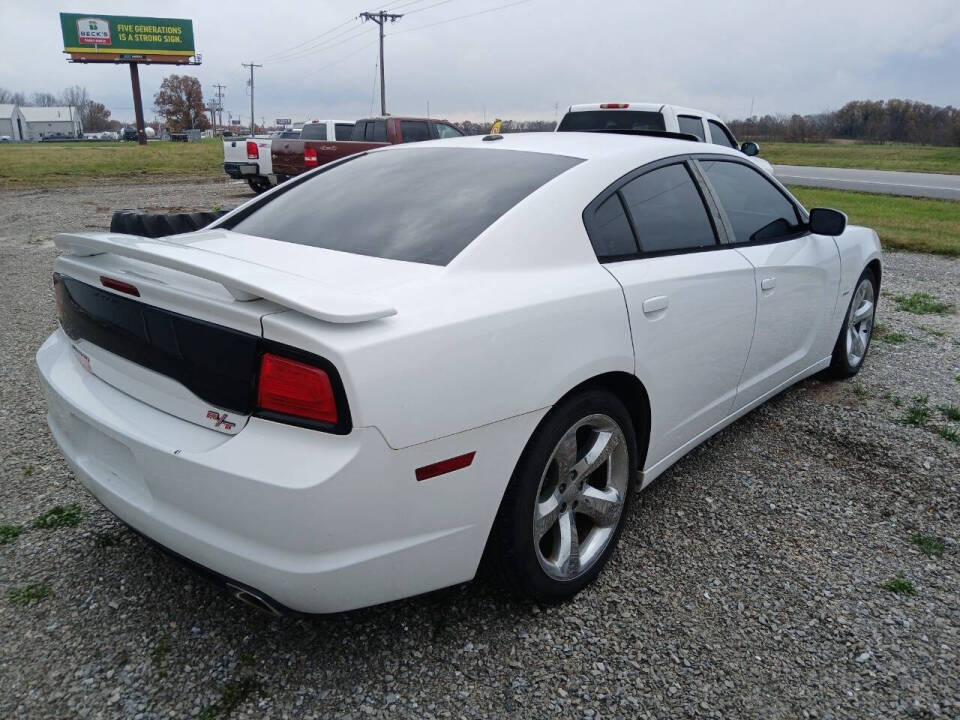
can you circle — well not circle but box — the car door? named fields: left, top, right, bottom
left=587, top=159, right=757, bottom=470
left=697, top=158, right=840, bottom=408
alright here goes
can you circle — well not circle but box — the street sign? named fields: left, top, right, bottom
left=231, top=119, right=242, bottom=126
left=60, top=13, right=196, bottom=63
left=276, top=118, right=292, bottom=126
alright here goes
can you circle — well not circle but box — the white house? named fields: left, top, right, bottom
left=0, top=104, right=24, bottom=141
left=19, top=106, right=82, bottom=141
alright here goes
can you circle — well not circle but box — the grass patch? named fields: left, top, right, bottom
left=937, top=404, right=960, bottom=421
left=0, top=139, right=223, bottom=189
left=882, top=575, right=915, bottom=595
left=198, top=677, right=260, bottom=720
left=911, top=533, right=945, bottom=557
left=920, top=326, right=946, bottom=337
left=32, top=504, right=83, bottom=529
left=761, top=141, right=960, bottom=174
left=873, top=323, right=909, bottom=344
left=892, top=292, right=954, bottom=315
left=902, top=395, right=930, bottom=426
left=940, top=427, right=960, bottom=444
left=852, top=382, right=869, bottom=398
left=7, top=583, right=52, bottom=605
left=0, top=524, right=24, bottom=544
left=22, top=464, right=34, bottom=477
left=787, top=187, right=960, bottom=256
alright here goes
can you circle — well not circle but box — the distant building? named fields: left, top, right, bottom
left=19, top=106, right=82, bottom=141
left=0, top=104, right=24, bottom=141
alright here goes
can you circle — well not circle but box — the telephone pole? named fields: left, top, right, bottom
left=241, top=63, right=262, bottom=134
left=360, top=10, right=403, bottom=116
left=212, top=83, right=226, bottom=130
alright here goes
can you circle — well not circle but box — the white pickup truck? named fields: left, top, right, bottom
left=557, top=102, right=774, bottom=175
left=222, top=130, right=297, bottom=193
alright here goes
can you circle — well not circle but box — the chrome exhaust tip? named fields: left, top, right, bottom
left=227, top=584, right=282, bottom=617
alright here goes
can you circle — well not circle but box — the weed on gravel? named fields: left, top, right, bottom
left=22, top=464, right=33, bottom=477
left=882, top=575, right=916, bottom=595
left=874, top=322, right=909, bottom=344
left=911, top=533, right=946, bottom=557
left=0, top=524, right=24, bottom=544
left=940, top=427, right=960, bottom=444
left=902, top=395, right=931, bottom=426
left=92, top=531, right=121, bottom=547
left=893, top=291, right=954, bottom=315
left=198, top=677, right=260, bottom=720
left=32, top=503, right=83, bottom=529
left=7, top=584, right=53, bottom=605
left=937, top=403, right=960, bottom=421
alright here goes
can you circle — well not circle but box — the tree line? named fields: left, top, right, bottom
left=0, top=85, right=114, bottom=131
left=728, top=99, right=960, bottom=146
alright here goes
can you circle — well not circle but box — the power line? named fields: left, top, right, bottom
left=260, top=26, right=372, bottom=65
left=391, top=0, right=533, bottom=35
left=256, top=16, right=358, bottom=63
left=241, top=62, right=262, bottom=135
left=404, top=0, right=460, bottom=15
left=360, top=10, right=404, bottom=116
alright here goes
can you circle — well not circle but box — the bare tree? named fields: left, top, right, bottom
left=31, top=92, right=61, bottom=107
left=0, top=88, right=26, bottom=105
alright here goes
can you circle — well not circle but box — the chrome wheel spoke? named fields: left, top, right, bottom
left=571, top=430, right=619, bottom=480
left=554, top=509, right=580, bottom=577
left=534, top=493, right=561, bottom=541
left=577, top=485, right=622, bottom=527
left=554, top=434, right=578, bottom=475
left=852, top=299, right=874, bottom=324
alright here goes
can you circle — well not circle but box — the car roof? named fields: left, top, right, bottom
left=566, top=102, right=723, bottom=122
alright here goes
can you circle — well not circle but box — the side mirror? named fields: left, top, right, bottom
left=809, top=207, right=847, bottom=236
left=740, top=141, right=760, bottom=157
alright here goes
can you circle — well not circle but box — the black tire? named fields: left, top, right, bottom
left=489, top=388, right=638, bottom=604
left=825, top=267, right=877, bottom=379
left=247, top=177, right=272, bottom=194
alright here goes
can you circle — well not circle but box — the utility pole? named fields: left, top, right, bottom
left=360, top=10, right=403, bottom=116
left=213, top=83, right=226, bottom=130
left=241, top=62, right=262, bottom=134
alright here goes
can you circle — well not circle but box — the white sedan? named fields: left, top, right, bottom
left=37, top=132, right=881, bottom=614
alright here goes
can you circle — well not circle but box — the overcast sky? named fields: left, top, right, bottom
left=2, top=0, right=959, bottom=125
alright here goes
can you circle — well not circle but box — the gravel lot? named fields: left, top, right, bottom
left=1, top=180, right=958, bottom=719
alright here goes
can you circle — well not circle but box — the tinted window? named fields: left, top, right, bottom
left=619, top=163, right=716, bottom=253
left=229, top=148, right=582, bottom=265
left=372, top=120, right=387, bottom=142
left=434, top=123, right=463, bottom=138
left=335, top=123, right=354, bottom=140
left=701, top=160, right=801, bottom=243
left=708, top=120, right=737, bottom=148
left=350, top=122, right=368, bottom=141
left=557, top=110, right=666, bottom=132
left=400, top=120, right=430, bottom=143
left=590, top=195, right=638, bottom=259
left=300, top=123, right=327, bottom=141
left=363, top=122, right=376, bottom=141
left=677, top=115, right=705, bottom=141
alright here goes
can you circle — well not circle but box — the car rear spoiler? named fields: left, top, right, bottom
left=54, top=232, right=398, bottom=324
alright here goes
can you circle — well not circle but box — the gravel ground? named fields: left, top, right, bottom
left=1, top=180, right=958, bottom=719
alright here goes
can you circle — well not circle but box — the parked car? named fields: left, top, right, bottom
left=120, top=127, right=138, bottom=141
left=270, top=116, right=462, bottom=180
left=557, top=102, right=774, bottom=174
left=38, top=132, right=880, bottom=615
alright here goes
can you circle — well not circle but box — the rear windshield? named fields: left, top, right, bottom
left=558, top=110, right=666, bottom=133
left=228, top=147, right=582, bottom=265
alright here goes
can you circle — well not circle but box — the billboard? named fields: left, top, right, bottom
left=60, top=13, right=195, bottom=59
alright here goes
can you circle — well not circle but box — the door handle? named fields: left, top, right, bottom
left=642, top=295, right=669, bottom=314
left=760, top=277, right=776, bottom=291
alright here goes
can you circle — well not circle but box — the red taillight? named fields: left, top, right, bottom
left=246, top=140, right=259, bottom=159
left=304, top=147, right=318, bottom=167
left=100, top=276, right=140, bottom=296
left=415, top=452, right=476, bottom=482
left=600, top=103, right=630, bottom=109
left=257, top=353, right=338, bottom=424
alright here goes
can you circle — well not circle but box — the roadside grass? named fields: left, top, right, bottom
left=937, top=404, right=960, bottom=421
left=940, top=427, right=960, bottom=444
left=892, top=292, right=955, bottom=315
left=7, top=583, right=53, bottom=605
left=787, top=187, right=960, bottom=256
left=761, top=141, right=960, bottom=174
left=882, top=575, right=915, bottom=595
left=911, top=533, right=945, bottom=557
left=32, top=503, right=83, bottom=529
left=873, top=323, right=909, bottom=344
left=0, top=139, right=222, bottom=189
left=902, top=395, right=931, bottom=426
left=0, top=524, right=24, bottom=544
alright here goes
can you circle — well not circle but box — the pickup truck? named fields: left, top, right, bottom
left=222, top=132, right=294, bottom=193
left=271, top=116, right=463, bottom=181
left=556, top=102, right=774, bottom=175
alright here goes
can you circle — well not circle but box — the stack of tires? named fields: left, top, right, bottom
left=109, top=209, right=233, bottom=239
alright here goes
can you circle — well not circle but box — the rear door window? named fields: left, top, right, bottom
left=300, top=123, right=327, bottom=141
left=372, top=120, right=388, bottom=142
left=677, top=115, right=705, bottom=141
left=433, top=123, right=463, bottom=138
left=557, top=110, right=666, bottom=132
left=350, top=121, right=368, bottom=141
left=228, top=148, right=583, bottom=265
left=700, top=160, right=801, bottom=243
left=707, top=120, right=737, bottom=148
left=589, top=195, right=638, bottom=259
left=335, top=123, right=354, bottom=140
left=400, top=121, right=430, bottom=143
left=619, top=163, right=717, bottom=253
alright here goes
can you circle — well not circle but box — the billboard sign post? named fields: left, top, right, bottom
left=59, top=13, right=200, bottom=145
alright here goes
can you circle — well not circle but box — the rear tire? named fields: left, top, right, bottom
left=490, top=388, right=637, bottom=604
left=247, top=177, right=272, bottom=194
left=825, top=268, right=877, bottom=379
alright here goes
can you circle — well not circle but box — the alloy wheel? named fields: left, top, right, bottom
left=845, top=277, right=875, bottom=367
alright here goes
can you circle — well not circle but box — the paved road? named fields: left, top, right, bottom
left=774, top=164, right=960, bottom=200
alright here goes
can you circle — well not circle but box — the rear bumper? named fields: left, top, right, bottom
left=223, top=162, right=258, bottom=178
left=37, top=329, right=540, bottom=613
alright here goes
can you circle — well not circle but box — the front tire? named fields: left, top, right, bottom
left=826, top=268, right=877, bottom=379
left=490, top=388, right=637, bottom=604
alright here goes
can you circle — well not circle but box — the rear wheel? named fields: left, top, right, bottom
left=247, top=177, right=272, bottom=194
left=826, top=268, right=877, bottom=379
left=490, top=388, right=637, bottom=603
